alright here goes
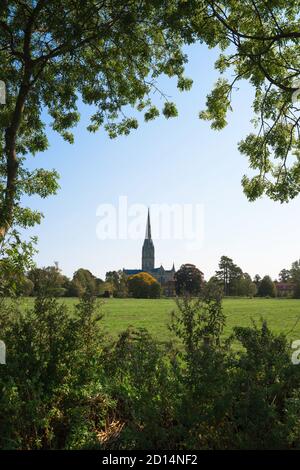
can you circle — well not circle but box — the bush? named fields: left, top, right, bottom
left=228, top=321, right=300, bottom=448
left=0, top=295, right=110, bottom=449
left=1, top=293, right=300, bottom=449
left=103, top=327, right=176, bottom=449
left=127, top=272, right=161, bottom=298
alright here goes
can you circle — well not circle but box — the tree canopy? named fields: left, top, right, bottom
left=27, top=264, right=69, bottom=296
left=257, top=275, right=276, bottom=297
left=127, top=272, right=160, bottom=298
left=215, top=256, right=242, bottom=296
left=175, top=263, right=204, bottom=296
left=1, top=0, right=300, bottom=260
left=105, top=270, right=128, bottom=298
left=215, top=255, right=256, bottom=297
left=0, top=0, right=193, bottom=241
left=288, top=259, right=300, bottom=298
left=197, top=1, right=300, bottom=202
left=70, top=268, right=102, bottom=297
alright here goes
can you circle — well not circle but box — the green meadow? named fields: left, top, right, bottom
left=18, top=297, right=300, bottom=344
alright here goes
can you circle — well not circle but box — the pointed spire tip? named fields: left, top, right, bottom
left=145, top=207, right=152, bottom=239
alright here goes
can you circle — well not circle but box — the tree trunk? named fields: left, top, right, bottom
left=0, top=77, right=31, bottom=239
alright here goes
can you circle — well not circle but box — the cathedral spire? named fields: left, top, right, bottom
left=145, top=208, right=152, bottom=239
left=142, top=208, right=154, bottom=271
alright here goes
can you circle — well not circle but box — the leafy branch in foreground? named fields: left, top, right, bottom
left=0, top=229, right=36, bottom=296
left=1, top=0, right=300, bottom=260
left=195, top=0, right=300, bottom=202
left=0, top=0, right=193, bottom=240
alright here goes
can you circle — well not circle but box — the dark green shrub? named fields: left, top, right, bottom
left=168, top=294, right=234, bottom=449
left=228, top=321, right=300, bottom=449
left=1, top=293, right=300, bottom=450
left=102, top=327, right=176, bottom=449
left=127, top=272, right=161, bottom=298
left=0, top=295, right=110, bottom=449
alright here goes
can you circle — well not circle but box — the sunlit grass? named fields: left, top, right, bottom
left=17, top=297, right=300, bottom=344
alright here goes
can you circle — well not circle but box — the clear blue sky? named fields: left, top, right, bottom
left=23, top=43, right=300, bottom=281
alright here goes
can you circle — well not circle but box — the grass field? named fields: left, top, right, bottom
left=18, top=297, right=300, bottom=344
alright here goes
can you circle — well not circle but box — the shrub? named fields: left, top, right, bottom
left=127, top=272, right=161, bottom=298
left=1, top=293, right=300, bottom=449
left=102, top=327, right=176, bottom=449
left=228, top=321, right=300, bottom=448
left=169, top=294, right=233, bottom=449
left=0, top=295, right=110, bottom=449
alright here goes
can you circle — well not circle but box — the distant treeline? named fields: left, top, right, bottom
left=11, top=255, right=300, bottom=299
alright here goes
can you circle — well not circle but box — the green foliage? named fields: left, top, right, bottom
left=257, top=275, right=276, bottom=298
left=202, top=276, right=224, bottom=300
left=215, top=255, right=240, bottom=296
left=0, top=230, right=37, bottom=297
left=290, top=260, right=300, bottom=299
left=0, top=295, right=109, bottom=449
left=27, top=264, right=69, bottom=297
left=170, top=293, right=226, bottom=355
left=177, top=76, right=193, bottom=92
left=103, top=327, right=175, bottom=449
left=196, top=1, right=300, bottom=202
left=70, top=268, right=102, bottom=297
left=169, top=294, right=233, bottom=449
left=15, top=275, right=34, bottom=297
left=1, top=0, right=300, bottom=253
left=231, top=321, right=300, bottom=449
left=144, top=106, right=160, bottom=122
left=174, top=263, right=204, bottom=296
left=215, top=255, right=256, bottom=297
left=162, top=102, right=178, bottom=119
left=0, top=0, right=194, bottom=239
left=199, top=78, right=232, bottom=130
left=233, top=273, right=257, bottom=297
left=105, top=271, right=128, bottom=298
left=1, top=294, right=300, bottom=449
left=127, top=272, right=161, bottom=299
left=279, top=269, right=291, bottom=283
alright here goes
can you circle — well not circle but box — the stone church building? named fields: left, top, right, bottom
left=123, top=210, right=176, bottom=296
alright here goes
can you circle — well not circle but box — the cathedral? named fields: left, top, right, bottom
left=123, top=210, right=176, bottom=296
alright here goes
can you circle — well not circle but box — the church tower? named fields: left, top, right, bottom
left=142, top=209, right=155, bottom=271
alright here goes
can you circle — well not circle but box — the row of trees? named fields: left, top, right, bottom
left=173, top=258, right=274, bottom=298
left=15, top=264, right=206, bottom=299
left=15, top=265, right=106, bottom=298
left=175, top=256, right=300, bottom=299
left=11, top=256, right=300, bottom=299
left=211, top=256, right=300, bottom=298
left=14, top=265, right=160, bottom=299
